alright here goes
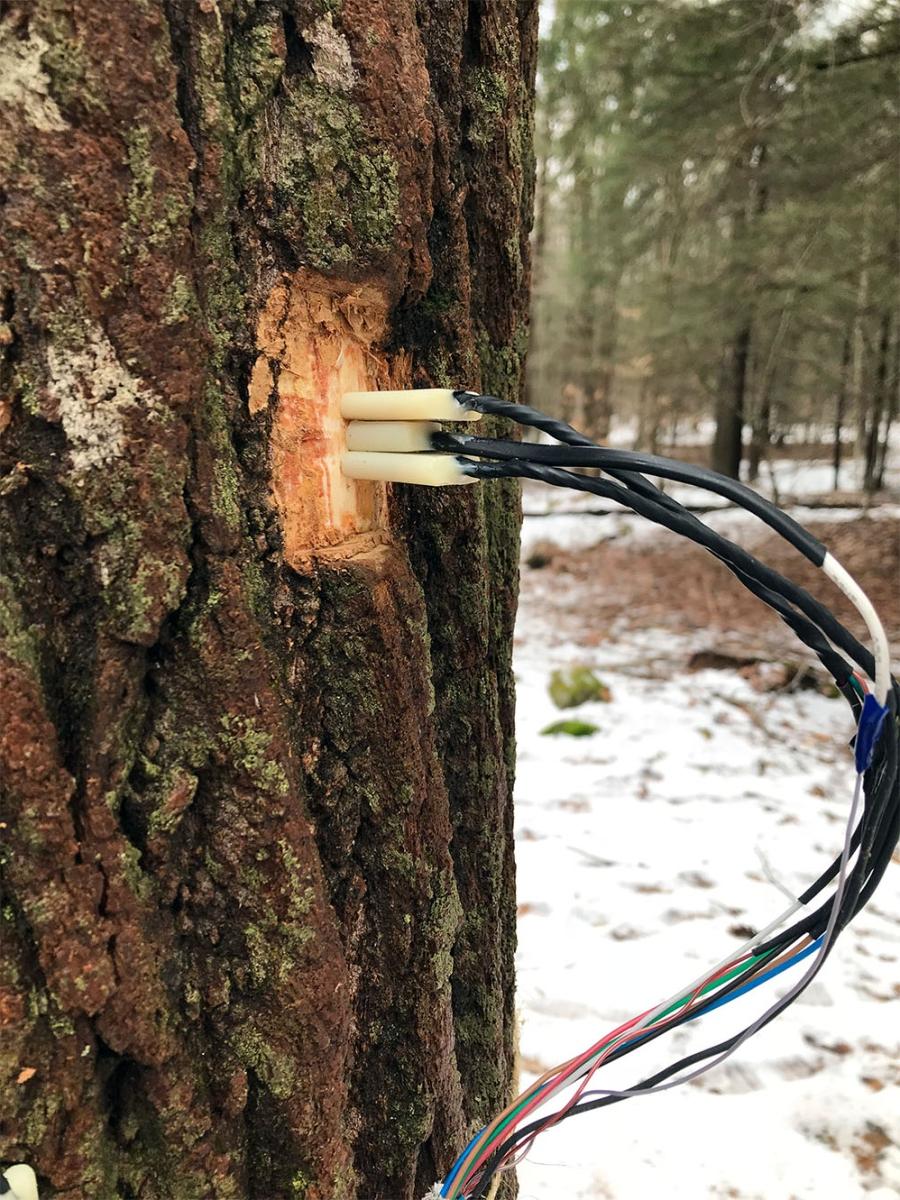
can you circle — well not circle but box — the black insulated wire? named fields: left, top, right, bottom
left=453, top=392, right=690, bottom=517
left=461, top=456, right=874, bottom=684
left=456, top=436, right=898, bottom=932
left=442, top=430, right=826, bottom=563
left=444, top=432, right=868, bottom=675
left=469, top=825, right=896, bottom=1200
left=441, top=394, right=898, bottom=1198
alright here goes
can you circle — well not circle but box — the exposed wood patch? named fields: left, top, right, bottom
left=253, top=269, right=407, bottom=565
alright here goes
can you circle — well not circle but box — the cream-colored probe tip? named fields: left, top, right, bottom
left=342, top=452, right=476, bottom=487
left=340, top=389, right=481, bottom=422
left=1, top=1164, right=39, bottom=1200
left=346, top=421, right=439, bottom=453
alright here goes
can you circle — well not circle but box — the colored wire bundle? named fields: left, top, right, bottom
left=428, top=394, right=898, bottom=1200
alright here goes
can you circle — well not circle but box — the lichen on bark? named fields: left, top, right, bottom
left=272, top=81, right=400, bottom=268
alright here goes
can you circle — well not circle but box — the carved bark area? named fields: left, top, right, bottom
left=0, top=2, right=536, bottom=1197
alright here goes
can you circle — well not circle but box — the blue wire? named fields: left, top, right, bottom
left=439, top=937, right=823, bottom=1195
left=441, top=1130, right=486, bottom=1197
left=685, top=937, right=823, bottom=1019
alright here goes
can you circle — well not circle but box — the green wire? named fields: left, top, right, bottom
left=654, top=950, right=770, bottom=1021
left=451, top=950, right=772, bottom=1197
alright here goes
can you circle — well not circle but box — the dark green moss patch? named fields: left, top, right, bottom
left=540, top=718, right=600, bottom=737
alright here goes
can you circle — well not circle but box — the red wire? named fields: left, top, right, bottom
left=459, top=953, right=752, bottom=1192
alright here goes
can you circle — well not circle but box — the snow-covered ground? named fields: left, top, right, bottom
left=512, top=478, right=900, bottom=1199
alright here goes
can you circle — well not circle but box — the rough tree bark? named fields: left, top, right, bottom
left=0, top=2, right=536, bottom=1198
left=523, top=103, right=547, bottom=413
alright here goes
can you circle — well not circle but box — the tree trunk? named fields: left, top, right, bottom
left=712, top=136, right=767, bottom=482
left=524, top=104, right=549, bottom=411
left=711, top=324, right=750, bottom=479
left=864, top=310, right=892, bottom=493
left=873, top=317, right=900, bottom=490
left=747, top=364, right=771, bottom=484
left=570, top=173, right=597, bottom=431
left=850, top=210, right=872, bottom=478
left=634, top=377, right=662, bottom=454
left=581, top=277, right=619, bottom=443
left=0, top=3, right=536, bottom=1199
left=833, top=329, right=852, bottom=491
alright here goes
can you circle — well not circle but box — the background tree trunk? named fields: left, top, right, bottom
left=524, top=104, right=549, bottom=412
left=850, top=208, right=872, bottom=479
left=874, top=316, right=900, bottom=490
left=864, top=310, right=892, bottom=493
left=711, top=323, right=750, bottom=478
left=833, top=328, right=852, bottom=490
left=0, top=2, right=536, bottom=1198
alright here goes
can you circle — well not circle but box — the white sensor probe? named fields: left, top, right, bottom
left=342, top=452, right=475, bottom=487
left=340, top=389, right=481, bottom=422
left=0, top=1165, right=38, bottom=1200
left=345, top=421, right=440, bottom=453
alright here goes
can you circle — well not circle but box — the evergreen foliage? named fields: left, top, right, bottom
left=531, top=0, right=899, bottom=483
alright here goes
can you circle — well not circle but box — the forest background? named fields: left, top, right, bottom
left=529, top=0, right=899, bottom=488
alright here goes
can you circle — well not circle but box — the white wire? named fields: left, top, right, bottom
left=822, top=552, right=892, bottom=704
left=573, top=772, right=863, bottom=1103
left=502, top=772, right=863, bottom=1132
left=507, top=752, right=863, bottom=1121
left=519, top=888, right=818, bottom=1115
